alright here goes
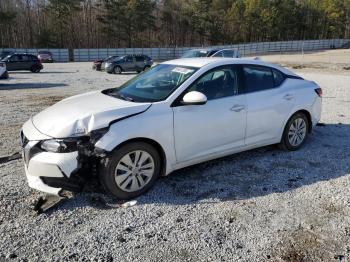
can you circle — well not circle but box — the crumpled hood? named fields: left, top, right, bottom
left=32, top=91, right=151, bottom=138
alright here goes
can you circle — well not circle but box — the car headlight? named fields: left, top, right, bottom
left=40, top=137, right=88, bottom=153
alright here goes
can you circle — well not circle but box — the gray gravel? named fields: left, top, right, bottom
left=0, top=61, right=349, bottom=261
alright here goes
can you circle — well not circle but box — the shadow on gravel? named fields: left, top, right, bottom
left=49, top=123, right=350, bottom=211
left=0, top=83, right=67, bottom=90
left=137, top=123, right=350, bottom=206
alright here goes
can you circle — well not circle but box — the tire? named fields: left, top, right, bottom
left=99, top=142, right=161, bottom=199
left=279, top=112, right=309, bottom=151
left=113, top=66, right=122, bottom=74
left=143, top=65, right=151, bottom=71
left=0, top=71, right=8, bottom=79
left=30, top=65, right=41, bottom=73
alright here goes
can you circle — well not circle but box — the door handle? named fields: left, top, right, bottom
left=231, top=104, right=245, bottom=112
left=283, top=94, right=294, bottom=100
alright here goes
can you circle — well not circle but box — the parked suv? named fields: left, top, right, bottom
left=105, top=55, right=153, bottom=74
left=1, top=53, right=43, bottom=73
left=181, top=48, right=240, bottom=58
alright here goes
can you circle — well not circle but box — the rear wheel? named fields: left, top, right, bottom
left=0, top=71, right=8, bottom=79
left=99, top=142, right=161, bottom=199
left=279, top=112, right=309, bottom=151
left=113, top=66, right=122, bottom=74
left=143, top=65, right=151, bottom=71
left=30, top=65, right=41, bottom=73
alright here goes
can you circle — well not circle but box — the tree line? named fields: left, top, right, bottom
left=0, top=0, right=349, bottom=48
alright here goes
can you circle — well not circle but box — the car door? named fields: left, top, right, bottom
left=123, top=55, right=134, bottom=71
left=173, top=65, right=247, bottom=163
left=21, top=55, right=32, bottom=70
left=243, top=65, right=295, bottom=145
left=6, top=55, right=20, bottom=71
left=135, top=56, right=145, bottom=71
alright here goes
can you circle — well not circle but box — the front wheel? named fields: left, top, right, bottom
left=279, top=112, right=309, bottom=151
left=113, top=66, right=122, bottom=74
left=99, top=142, right=161, bottom=199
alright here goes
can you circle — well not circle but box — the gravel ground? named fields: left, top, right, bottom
left=0, top=54, right=349, bottom=261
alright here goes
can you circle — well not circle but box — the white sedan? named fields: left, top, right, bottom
left=21, top=58, right=322, bottom=199
left=0, top=61, right=8, bottom=79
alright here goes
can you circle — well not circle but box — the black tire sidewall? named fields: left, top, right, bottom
left=31, top=65, right=41, bottom=73
left=281, top=113, right=309, bottom=151
left=100, top=142, right=161, bottom=199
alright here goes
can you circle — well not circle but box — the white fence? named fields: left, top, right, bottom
left=0, top=48, right=69, bottom=62
left=73, top=39, right=350, bottom=61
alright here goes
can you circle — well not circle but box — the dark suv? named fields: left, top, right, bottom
left=1, top=53, right=43, bottom=73
left=105, top=55, right=153, bottom=74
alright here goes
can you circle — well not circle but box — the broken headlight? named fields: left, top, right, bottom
left=40, top=137, right=89, bottom=153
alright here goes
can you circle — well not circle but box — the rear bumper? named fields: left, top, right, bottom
left=39, top=58, right=53, bottom=63
left=311, top=97, right=322, bottom=126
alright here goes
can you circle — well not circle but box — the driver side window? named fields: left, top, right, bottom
left=9, top=55, right=19, bottom=62
left=188, top=66, right=239, bottom=100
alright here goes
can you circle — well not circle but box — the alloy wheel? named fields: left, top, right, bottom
left=114, top=150, right=155, bottom=192
left=288, top=118, right=307, bottom=147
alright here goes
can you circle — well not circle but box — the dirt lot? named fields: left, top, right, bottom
left=0, top=50, right=349, bottom=261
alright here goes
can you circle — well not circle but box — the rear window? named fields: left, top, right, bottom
left=272, top=69, right=285, bottom=86
left=243, top=65, right=275, bottom=93
left=22, top=55, right=30, bottom=61
left=136, top=56, right=145, bottom=62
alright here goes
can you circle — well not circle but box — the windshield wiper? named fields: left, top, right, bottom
left=110, top=91, right=134, bottom=102
left=120, top=93, right=134, bottom=102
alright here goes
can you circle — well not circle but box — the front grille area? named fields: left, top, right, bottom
left=20, top=131, right=29, bottom=148
left=21, top=132, right=43, bottom=166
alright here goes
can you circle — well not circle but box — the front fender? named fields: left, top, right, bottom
left=95, top=105, right=176, bottom=175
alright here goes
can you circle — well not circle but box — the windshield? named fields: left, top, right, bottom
left=1, top=55, right=11, bottom=62
left=103, top=64, right=198, bottom=102
left=181, top=50, right=209, bottom=58
left=105, top=55, right=118, bottom=61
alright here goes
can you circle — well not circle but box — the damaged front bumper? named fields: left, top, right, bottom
left=22, top=139, right=80, bottom=195
left=21, top=121, right=106, bottom=195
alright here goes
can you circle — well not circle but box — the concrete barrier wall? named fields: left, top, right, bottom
left=73, top=39, right=350, bottom=61
left=0, top=48, right=69, bottom=62
left=2, top=39, right=348, bottom=62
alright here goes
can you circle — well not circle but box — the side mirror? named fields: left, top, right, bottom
left=182, top=91, right=207, bottom=105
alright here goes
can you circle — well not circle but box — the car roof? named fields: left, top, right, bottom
left=162, top=58, right=299, bottom=77
left=9, top=53, right=35, bottom=56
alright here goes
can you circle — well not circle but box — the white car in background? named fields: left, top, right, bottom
left=0, top=61, right=9, bottom=79
left=182, top=48, right=241, bottom=58
left=21, top=58, right=322, bottom=199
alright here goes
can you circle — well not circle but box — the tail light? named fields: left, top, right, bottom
left=314, top=88, right=322, bottom=97
left=0, top=63, right=4, bottom=67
